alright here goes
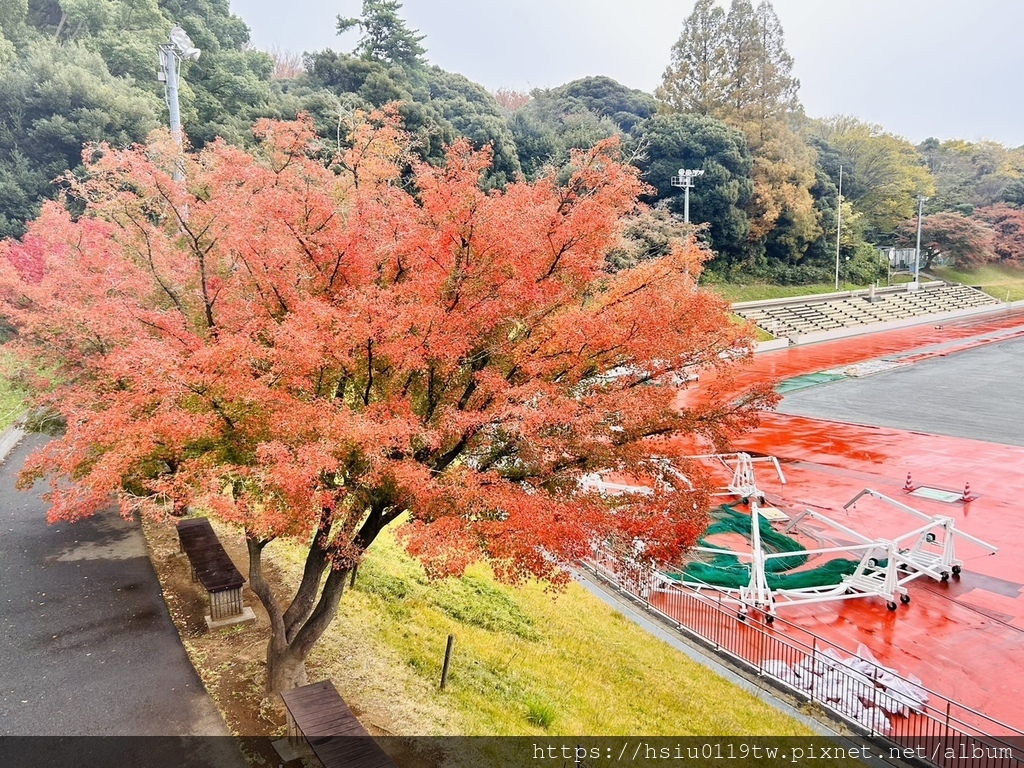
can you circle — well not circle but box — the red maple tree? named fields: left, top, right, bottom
left=898, top=211, right=997, bottom=269
left=978, top=203, right=1024, bottom=265
left=493, top=87, right=532, bottom=112
left=0, top=111, right=774, bottom=691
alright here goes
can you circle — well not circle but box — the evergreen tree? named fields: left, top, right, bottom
left=750, top=1, right=799, bottom=144
left=299, top=48, right=521, bottom=185
left=0, top=39, right=160, bottom=238
left=722, top=0, right=759, bottom=123
left=337, top=0, right=425, bottom=67
left=0, top=0, right=28, bottom=44
left=0, top=0, right=274, bottom=237
left=549, top=76, right=656, bottom=133
left=508, top=77, right=654, bottom=179
left=656, top=0, right=727, bottom=116
left=633, top=112, right=754, bottom=262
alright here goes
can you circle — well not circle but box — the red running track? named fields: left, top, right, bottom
left=681, top=309, right=1024, bottom=731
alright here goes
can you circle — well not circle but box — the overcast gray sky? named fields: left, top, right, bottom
left=230, top=0, right=1024, bottom=147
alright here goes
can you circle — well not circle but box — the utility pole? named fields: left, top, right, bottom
left=914, top=195, right=928, bottom=287
left=671, top=168, right=705, bottom=224
left=834, top=164, right=843, bottom=290
left=158, top=25, right=201, bottom=180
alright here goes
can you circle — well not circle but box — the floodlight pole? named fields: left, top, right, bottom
left=159, top=43, right=183, bottom=151
left=914, top=195, right=928, bottom=286
left=684, top=177, right=693, bottom=224
left=834, top=164, right=843, bottom=290
left=671, top=168, right=705, bottom=224
left=158, top=26, right=200, bottom=182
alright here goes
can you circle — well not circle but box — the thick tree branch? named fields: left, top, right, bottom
left=290, top=566, right=347, bottom=658
left=282, top=507, right=333, bottom=642
left=362, top=339, right=373, bottom=406
left=246, top=534, right=284, bottom=640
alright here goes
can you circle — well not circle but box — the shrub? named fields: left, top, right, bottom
left=525, top=696, right=557, bottom=728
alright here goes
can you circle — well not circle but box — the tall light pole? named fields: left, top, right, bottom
left=671, top=168, right=705, bottom=224
left=158, top=25, right=201, bottom=179
left=914, top=195, right=929, bottom=287
left=834, top=164, right=843, bottom=290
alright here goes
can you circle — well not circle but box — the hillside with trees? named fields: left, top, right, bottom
left=652, top=0, right=1024, bottom=277
left=0, top=0, right=273, bottom=239
left=2, top=0, right=1024, bottom=273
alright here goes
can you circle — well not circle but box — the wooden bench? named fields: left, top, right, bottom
left=280, top=680, right=396, bottom=768
left=175, top=517, right=252, bottom=627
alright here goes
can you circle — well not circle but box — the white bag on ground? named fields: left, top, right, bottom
left=763, top=660, right=799, bottom=687
left=872, top=690, right=910, bottom=717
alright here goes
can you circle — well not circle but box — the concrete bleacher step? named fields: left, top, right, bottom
left=739, top=282, right=1002, bottom=339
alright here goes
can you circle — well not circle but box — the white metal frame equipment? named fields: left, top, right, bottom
left=691, top=452, right=787, bottom=500
left=673, top=499, right=910, bottom=623
left=843, top=488, right=998, bottom=583
left=588, top=453, right=999, bottom=623
left=660, top=458, right=998, bottom=622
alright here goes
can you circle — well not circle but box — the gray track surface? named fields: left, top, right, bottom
left=0, top=433, right=243, bottom=760
left=778, top=335, right=1024, bottom=446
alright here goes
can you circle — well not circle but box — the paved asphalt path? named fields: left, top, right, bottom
left=0, top=433, right=247, bottom=766
left=778, top=335, right=1024, bottom=447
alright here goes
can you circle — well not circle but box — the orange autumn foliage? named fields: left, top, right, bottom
left=0, top=111, right=773, bottom=592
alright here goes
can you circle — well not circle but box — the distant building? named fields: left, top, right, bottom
left=878, top=247, right=949, bottom=272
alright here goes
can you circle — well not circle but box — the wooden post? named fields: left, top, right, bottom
left=440, top=634, right=454, bottom=690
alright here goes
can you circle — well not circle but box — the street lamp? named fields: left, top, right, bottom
left=834, top=164, right=843, bottom=290
left=671, top=168, right=705, bottom=224
left=158, top=25, right=201, bottom=179
left=913, top=195, right=929, bottom=288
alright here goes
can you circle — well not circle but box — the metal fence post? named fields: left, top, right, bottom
left=440, top=634, right=454, bottom=691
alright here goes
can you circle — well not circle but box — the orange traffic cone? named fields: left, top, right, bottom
left=903, top=472, right=914, bottom=492
left=961, top=482, right=973, bottom=502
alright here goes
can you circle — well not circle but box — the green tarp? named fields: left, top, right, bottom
left=775, top=372, right=847, bottom=394
left=666, top=505, right=860, bottom=590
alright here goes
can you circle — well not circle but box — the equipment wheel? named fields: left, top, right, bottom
left=765, top=615, right=775, bottom=625
left=867, top=558, right=878, bottom=568
left=952, top=565, right=962, bottom=575
left=900, top=593, right=911, bottom=605
left=940, top=571, right=950, bottom=582
left=738, top=611, right=747, bottom=622
left=887, top=601, right=898, bottom=611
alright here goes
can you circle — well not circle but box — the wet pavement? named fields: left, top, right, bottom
left=700, top=308, right=1024, bottom=401
left=0, top=433, right=246, bottom=762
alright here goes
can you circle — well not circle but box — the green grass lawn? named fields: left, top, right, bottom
left=706, top=274, right=918, bottom=305
left=931, top=264, right=1024, bottom=302
left=708, top=282, right=858, bottom=303
left=266, top=529, right=815, bottom=742
left=0, top=352, right=26, bottom=430
left=731, top=313, right=775, bottom=341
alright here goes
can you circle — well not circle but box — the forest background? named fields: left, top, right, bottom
left=2, top=0, right=1023, bottom=282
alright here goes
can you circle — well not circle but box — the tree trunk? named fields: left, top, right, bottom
left=267, top=642, right=308, bottom=692
left=246, top=533, right=350, bottom=693
left=245, top=498, right=397, bottom=693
